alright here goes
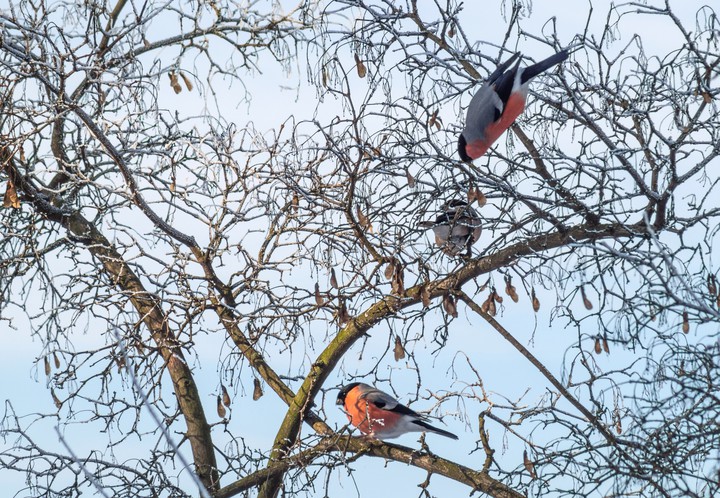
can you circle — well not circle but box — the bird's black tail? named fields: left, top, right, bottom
left=414, top=420, right=459, bottom=440
left=487, top=52, right=521, bottom=84
left=520, top=49, right=569, bottom=84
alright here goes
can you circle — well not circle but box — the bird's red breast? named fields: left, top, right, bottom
left=465, top=90, right=527, bottom=160
left=343, top=385, right=403, bottom=436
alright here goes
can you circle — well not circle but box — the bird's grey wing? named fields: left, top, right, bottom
left=431, top=225, right=451, bottom=245
left=463, top=84, right=503, bottom=143
left=361, top=388, right=400, bottom=410
left=362, top=388, right=423, bottom=417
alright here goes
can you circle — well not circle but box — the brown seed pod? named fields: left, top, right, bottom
left=523, top=450, right=537, bottom=479
left=428, top=109, right=438, bottom=128
left=51, top=388, right=62, bottom=409
left=391, top=264, right=404, bottom=295
left=581, top=286, right=593, bottom=310
left=420, top=284, right=431, bottom=308
left=594, top=337, right=602, bottom=355
left=531, top=287, right=540, bottom=312
left=314, top=282, right=324, bottom=306
left=505, top=276, right=519, bottom=303
left=467, top=185, right=476, bottom=204
left=405, top=169, right=416, bottom=188
left=3, top=178, right=20, bottom=208
left=487, top=297, right=496, bottom=316
left=53, top=352, right=61, bottom=369
left=354, top=53, right=367, bottom=78
left=475, top=189, right=487, bottom=207
left=448, top=23, right=455, bottom=38
left=493, top=288, right=503, bottom=303
left=44, top=356, right=51, bottom=376
left=356, top=205, right=371, bottom=230
left=708, top=275, right=717, bottom=297
left=330, top=268, right=339, bottom=289
left=321, top=67, right=328, bottom=88
left=393, top=335, right=405, bottom=361
left=216, top=395, right=226, bottom=418
left=180, top=72, right=193, bottom=92
left=337, top=300, right=351, bottom=325
left=384, top=260, right=395, bottom=280
left=169, top=72, right=182, bottom=93
left=482, top=292, right=496, bottom=316
left=602, top=336, right=610, bottom=354
left=682, top=311, right=689, bottom=334
left=253, top=378, right=263, bottom=400
left=291, top=193, right=299, bottom=214
left=443, top=293, right=458, bottom=318
left=221, top=384, right=231, bottom=407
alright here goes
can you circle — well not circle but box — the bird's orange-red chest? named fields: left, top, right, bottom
left=343, top=387, right=402, bottom=436
left=466, top=90, right=528, bottom=159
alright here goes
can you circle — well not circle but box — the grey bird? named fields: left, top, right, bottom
left=419, top=200, right=482, bottom=256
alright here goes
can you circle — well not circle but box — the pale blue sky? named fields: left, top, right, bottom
left=0, top=0, right=715, bottom=496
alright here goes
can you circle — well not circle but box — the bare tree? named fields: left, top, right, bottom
left=1, top=0, right=719, bottom=497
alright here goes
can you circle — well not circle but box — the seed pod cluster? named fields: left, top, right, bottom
left=427, top=109, right=442, bottom=130
left=480, top=289, right=499, bottom=316
left=467, top=185, right=487, bottom=207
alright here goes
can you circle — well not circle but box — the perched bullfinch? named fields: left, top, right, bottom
left=458, top=49, right=570, bottom=162
left=419, top=200, right=482, bottom=257
left=336, top=382, right=458, bottom=440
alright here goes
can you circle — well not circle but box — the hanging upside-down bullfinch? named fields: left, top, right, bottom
left=337, top=382, right=458, bottom=440
left=458, top=49, right=570, bottom=162
left=419, top=199, right=482, bottom=257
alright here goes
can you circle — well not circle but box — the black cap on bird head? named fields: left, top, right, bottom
left=457, top=134, right=472, bottom=162
left=336, top=382, right=361, bottom=405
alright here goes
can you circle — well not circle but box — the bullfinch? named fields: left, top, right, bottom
left=336, top=382, right=458, bottom=440
left=419, top=200, right=482, bottom=256
left=458, top=49, right=570, bottom=162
